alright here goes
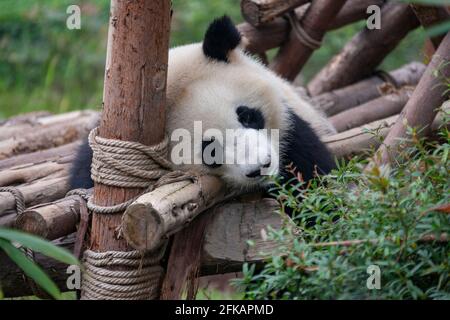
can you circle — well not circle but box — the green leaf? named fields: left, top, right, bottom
left=0, top=228, right=79, bottom=266
left=0, top=238, right=61, bottom=299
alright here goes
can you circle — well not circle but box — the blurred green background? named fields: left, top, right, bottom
left=0, top=0, right=427, bottom=119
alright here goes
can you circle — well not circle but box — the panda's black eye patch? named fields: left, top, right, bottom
left=202, top=138, right=223, bottom=168
left=236, top=106, right=265, bottom=129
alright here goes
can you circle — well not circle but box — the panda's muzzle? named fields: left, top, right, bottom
left=246, top=161, right=271, bottom=178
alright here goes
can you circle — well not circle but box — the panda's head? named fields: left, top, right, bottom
left=165, top=16, right=292, bottom=190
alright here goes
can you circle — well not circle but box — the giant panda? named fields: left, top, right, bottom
left=70, top=16, right=336, bottom=194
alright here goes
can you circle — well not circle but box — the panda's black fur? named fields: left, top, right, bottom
left=69, top=16, right=335, bottom=193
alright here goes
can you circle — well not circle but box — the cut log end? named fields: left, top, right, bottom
left=122, top=203, right=163, bottom=251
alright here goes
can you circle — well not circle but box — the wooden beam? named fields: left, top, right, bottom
left=238, top=0, right=385, bottom=54
left=312, top=62, right=425, bottom=116
left=270, top=0, right=347, bottom=81
left=241, top=0, right=310, bottom=27
left=308, top=2, right=420, bottom=96
left=122, top=176, right=228, bottom=251
left=330, top=87, right=413, bottom=132
left=372, top=32, right=450, bottom=166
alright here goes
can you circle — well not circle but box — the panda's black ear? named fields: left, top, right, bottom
left=203, top=15, right=241, bottom=63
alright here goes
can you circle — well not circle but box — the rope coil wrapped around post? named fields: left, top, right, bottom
left=78, top=127, right=199, bottom=300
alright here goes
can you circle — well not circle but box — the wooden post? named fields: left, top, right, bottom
left=85, top=0, right=171, bottom=299
left=270, top=0, right=347, bottom=81
left=372, top=32, right=450, bottom=166
left=308, top=2, right=420, bottom=96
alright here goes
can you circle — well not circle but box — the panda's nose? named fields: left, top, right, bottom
left=246, top=169, right=261, bottom=178
left=262, top=160, right=271, bottom=168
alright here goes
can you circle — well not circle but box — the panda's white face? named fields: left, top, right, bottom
left=163, top=16, right=335, bottom=191
left=167, top=67, right=282, bottom=190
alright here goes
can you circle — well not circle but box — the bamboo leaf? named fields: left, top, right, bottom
left=0, top=238, right=61, bottom=299
left=0, top=228, right=79, bottom=266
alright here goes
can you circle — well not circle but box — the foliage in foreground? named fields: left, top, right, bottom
left=235, top=123, right=450, bottom=300
left=0, top=228, right=79, bottom=299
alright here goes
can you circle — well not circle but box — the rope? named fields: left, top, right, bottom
left=285, top=11, right=322, bottom=50
left=81, top=243, right=167, bottom=300
left=89, top=127, right=173, bottom=188
left=86, top=127, right=199, bottom=214
left=77, top=127, right=201, bottom=300
left=0, top=186, right=25, bottom=214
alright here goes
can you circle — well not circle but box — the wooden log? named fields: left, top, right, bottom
left=411, top=4, right=450, bottom=49
left=308, top=2, right=420, bottom=96
left=330, top=87, right=413, bottom=132
left=372, top=32, right=450, bottom=166
left=0, top=212, right=16, bottom=227
left=0, top=111, right=98, bottom=160
left=84, top=0, right=171, bottom=301
left=122, top=175, right=228, bottom=251
left=0, top=156, right=71, bottom=187
left=241, top=0, right=310, bottom=27
left=0, top=111, right=51, bottom=126
left=270, top=0, right=347, bottom=81
left=201, top=198, right=281, bottom=275
left=0, top=176, right=69, bottom=216
left=312, top=62, right=426, bottom=116
left=0, top=110, right=98, bottom=141
left=325, top=109, right=447, bottom=159
left=238, top=0, right=385, bottom=54
left=0, top=140, right=81, bottom=171
left=89, top=0, right=171, bottom=254
left=160, top=213, right=213, bottom=300
left=14, top=195, right=83, bottom=241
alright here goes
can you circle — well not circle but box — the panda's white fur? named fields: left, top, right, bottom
left=69, top=16, right=336, bottom=193
left=164, top=43, right=335, bottom=188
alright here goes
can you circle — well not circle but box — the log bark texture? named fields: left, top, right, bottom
left=312, top=62, right=425, bottom=116
left=0, top=110, right=98, bottom=141
left=241, top=0, right=309, bottom=27
left=15, top=195, right=83, bottom=241
left=0, top=156, right=71, bottom=187
left=373, top=32, right=450, bottom=166
left=160, top=213, right=213, bottom=300
left=0, top=140, right=81, bottom=171
left=122, top=176, right=228, bottom=251
left=308, top=2, right=420, bottom=95
left=89, top=0, right=171, bottom=256
left=0, top=111, right=97, bottom=160
left=270, top=0, right=347, bottom=81
left=0, top=176, right=69, bottom=216
left=325, top=109, right=447, bottom=159
left=330, top=87, right=413, bottom=132
left=238, top=0, right=385, bottom=54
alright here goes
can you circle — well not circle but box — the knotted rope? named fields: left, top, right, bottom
left=81, top=243, right=167, bottom=300
left=0, top=186, right=25, bottom=214
left=78, top=127, right=199, bottom=300
left=285, top=11, right=322, bottom=50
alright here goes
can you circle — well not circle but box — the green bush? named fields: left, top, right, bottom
left=235, top=118, right=450, bottom=299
